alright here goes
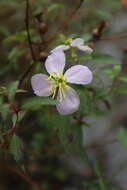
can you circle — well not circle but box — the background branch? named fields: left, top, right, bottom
left=8, top=165, right=44, bottom=190
left=47, top=0, right=85, bottom=44
left=18, top=0, right=36, bottom=88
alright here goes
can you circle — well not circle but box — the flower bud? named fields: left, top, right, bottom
left=38, top=23, right=48, bottom=34
left=38, top=52, right=48, bottom=62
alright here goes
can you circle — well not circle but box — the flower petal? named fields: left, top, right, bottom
left=31, top=74, right=53, bottom=96
left=64, top=65, right=93, bottom=85
left=51, top=45, right=69, bottom=53
left=78, top=45, right=93, bottom=54
left=45, top=51, right=65, bottom=76
left=56, top=86, right=80, bottom=115
left=71, top=38, right=84, bottom=47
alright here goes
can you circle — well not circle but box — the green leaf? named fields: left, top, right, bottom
left=8, top=80, right=19, bottom=98
left=113, top=64, right=121, bottom=73
left=8, top=47, right=25, bottom=61
left=101, top=64, right=121, bottom=79
left=0, top=87, right=7, bottom=95
left=57, top=34, right=66, bottom=44
left=79, top=54, right=92, bottom=61
left=82, top=33, right=92, bottom=42
left=92, top=53, right=120, bottom=65
left=78, top=88, right=95, bottom=115
left=115, top=87, right=127, bottom=95
left=9, top=135, right=23, bottom=162
left=18, top=111, right=26, bottom=121
left=119, top=76, right=127, bottom=83
left=48, top=3, right=63, bottom=12
left=0, top=104, right=10, bottom=120
left=82, top=122, right=91, bottom=128
left=22, top=97, right=57, bottom=109
left=12, top=114, right=17, bottom=125
left=95, top=10, right=113, bottom=20
left=94, top=160, right=107, bottom=190
left=4, top=30, right=34, bottom=44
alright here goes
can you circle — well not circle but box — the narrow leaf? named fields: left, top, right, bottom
left=22, top=97, right=57, bottom=109
left=9, top=135, right=23, bottom=162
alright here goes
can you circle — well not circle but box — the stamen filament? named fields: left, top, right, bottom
left=45, top=71, right=67, bottom=101
left=52, top=85, right=58, bottom=99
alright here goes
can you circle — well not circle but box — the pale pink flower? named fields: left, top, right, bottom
left=51, top=38, right=93, bottom=54
left=31, top=51, right=93, bottom=115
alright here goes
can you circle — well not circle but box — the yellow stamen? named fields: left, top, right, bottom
left=45, top=71, right=68, bottom=101
left=52, top=85, right=58, bottom=99
left=45, top=74, right=52, bottom=80
left=49, top=81, right=53, bottom=91
left=65, top=38, right=73, bottom=45
left=60, top=85, right=66, bottom=100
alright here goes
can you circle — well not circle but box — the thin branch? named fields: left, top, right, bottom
left=8, top=165, right=44, bottom=190
left=18, top=0, right=36, bottom=88
left=91, top=32, right=127, bottom=42
left=59, top=0, right=84, bottom=31
left=46, top=0, right=85, bottom=44
left=25, top=0, right=36, bottom=61
left=102, top=32, right=127, bottom=41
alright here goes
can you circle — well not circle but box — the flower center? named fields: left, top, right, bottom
left=58, top=78, right=64, bottom=83
left=65, top=38, right=73, bottom=45
left=48, top=72, right=67, bottom=101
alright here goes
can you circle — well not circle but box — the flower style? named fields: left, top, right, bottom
left=31, top=51, right=93, bottom=115
left=51, top=38, right=93, bottom=54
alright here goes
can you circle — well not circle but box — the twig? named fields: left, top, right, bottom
left=46, top=0, right=85, bottom=44
left=8, top=165, right=44, bottom=190
left=59, top=0, right=84, bottom=31
left=91, top=32, right=127, bottom=42
left=102, top=32, right=127, bottom=41
left=25, top=0, right=36, bottom=62
left=18, top=0, right=36, bottom=88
